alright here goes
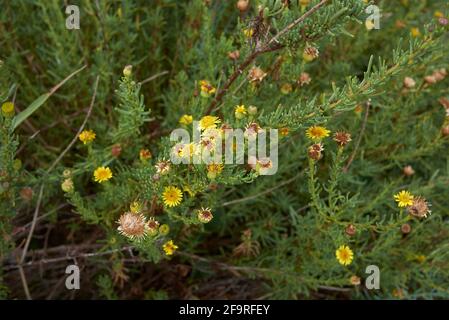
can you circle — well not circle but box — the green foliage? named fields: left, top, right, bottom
left=0, top=0, right=448, bottom=299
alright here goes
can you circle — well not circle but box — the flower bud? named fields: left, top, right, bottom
left=61, top=178, right=74, bottom=193
left=123, top=65, right=133, bottom=77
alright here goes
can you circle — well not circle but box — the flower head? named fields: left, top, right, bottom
left=407, top=196, right=431, bottom=218
left=197, top=207, right=213, bottom=223
left=333, top=131, right=352, bottom=147
left=306, top=126, right=330, bottom=141
left=78, top=129, right=96, bottom=144
left=308, top=143, right=324, bottom=161
left=179, top=114, right=193, bottom=125
left=303, top=46, right=319, bottom=62
left=234, top=105, right=247, bottom=119
left=336, top=245, right=354, bottom=266
left=199, top=80, right=216, bottom=97
left=139, top=149, right=152, bottom=161
left=199, top=115, right=221, bottom=130
left=147, top=217, right=160, bottom=236
left=162, top=186, right=183, bottom=207
left=61, top=178, right=74, bottom=193
left=163, top=240, right=178, bottom=256
left=394, top=190, right=414, bottom=207
left=248, top=66, right=267, bottom=83
left=93, top=166, right=112, bottom=183
left=117, top=212, right=148, bottom=240
left=130, top=201, right=142, bottom=213
left=155, top=160, right=171, bottom=175
left=207, top=163, right=224, bottom=179
left=1, top=101, right=14, bottom=116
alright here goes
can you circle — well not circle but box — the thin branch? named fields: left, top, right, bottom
left=139, top=70, right=169, bottom=85
left=205, top=0, right=328, bottom=114
left=343, top=101, right=370, bottom=172
left=221, top=171, right=302, bottom=207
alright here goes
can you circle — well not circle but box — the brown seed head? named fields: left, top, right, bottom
left=407, top=196, right=431, bottom=218
left=345, top=224, right=356, bottom=236
left=333, top=131, right=352, bottom=147
left=403, top=165, right=415, bottom=177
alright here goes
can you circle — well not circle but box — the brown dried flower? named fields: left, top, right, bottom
left=308, top=143, right=324, bottom=161
left=403, top=165, right=415, bottom=177
left=345, top=224, right=356, bottom=236
left=407, top=196, right=431, bottom=218
left=403, top=77, right=416, bottom=89
left=117, top=212, right=148, bottom=240
left=248, top=66, right=267, bottom=83
left=401, top=223, right=411, bottom=234
left=333, top=131, right=352, bottom=147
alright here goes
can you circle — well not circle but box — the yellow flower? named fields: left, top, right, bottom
left=243, top=28, right=254, bottom=38
left=139, top=148, right=152, bottom=161
left=234, top=105, right=247, bottom=119
left=411, top=27, right=421, bottom=38
left=394, top=190, right=414, bottom=207
left=163, top=240, right=178, bottom=256
left=93, top=166, right=113, bottom=183
left=1, top=101, right=15, bottom=116
left=162, top=186, right=183, bottom=207
left=434, top=11, right=444, bottom=19
left=79, top=129, right=96, bottom=144
left=280, top=127, right=289, bottom=137
left=130, top=201, right=142, bottom=213
left=336, top=245, right=354, bottom=266
left=179, top=114, right=193, bottom=125
left=306, top=126, right=331, bottom=141
left=207, top=163, right=224, bottom=179
left=199, top=80, right=216, bottom=97
left=199, top=115, right=221, bottom=130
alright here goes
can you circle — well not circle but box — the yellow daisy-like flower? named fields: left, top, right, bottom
left=234, top=105, right=247, bottom=119
left=130, top=201, right=142, bottom=213
left=199, top=80, right=216, bottom=97
left=162, top=186, right=183, bottom=207
left=243, top=28, right=254, bottom=38
left=163, top=240, right=178, bottom=256
left=434, top=11, right=444, bottom=18
left=306, top=126, right=331, bottom=141
left=394, top=190, right=414, bottom=207
left=93, top=166, right=112, bottom=183
left=410, top=27, right=421, bottom=38
left=199, top=115, right=221, bottom=130
left=336, top=245, right=354, bottom=266
left=207, top=163, right=224, bottom=180
left=179, top=114, right=193, bottom=125
left=79, top=129, right=96, bottom=144
left=1, top=101, right=15, bottom=116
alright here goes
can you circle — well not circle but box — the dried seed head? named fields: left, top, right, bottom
left=228, top=50, right=240, bottom=60
left=248, top=66, right=267, bottom=83
left=350, top=275, right=361, bottom=286
left=147, top=217, right=160, bottom=236
left=20, top=187, right=33, bottom=201
left=111, top=144, right=122, bottom=158
left=308, top=143, right=324, bottom=161
left=117, top=212, right=147, bottom=240
left=303, top=46, right=319, bottom=62
left=155, top=160, right=171, bottom=175
left=236, top=0, right=249, bottom=12
left=197, top=207, right=213, bottom=223
left=403, top=165, right=415, bottom=177
left=401, top=223, right=411, bottom=234
left=403, top=77, right=416, bottom=89
left=407, top=197, right=431, bottom=218
left=333, top=131, right=352, bottom=147
left=424, top=75, right=437, bottom=84
left=298, top=72, right=311, bottom=86
left=345, top=224, right=356, bottom=236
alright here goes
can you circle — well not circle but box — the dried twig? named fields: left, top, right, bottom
left=205, top=0, right=328, bottom=114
